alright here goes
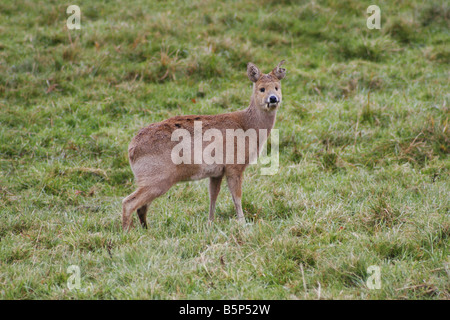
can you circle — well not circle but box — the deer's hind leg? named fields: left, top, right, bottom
left=137, top=205, right=148, bottom=229
left=122, top=182, right=172, bottom=231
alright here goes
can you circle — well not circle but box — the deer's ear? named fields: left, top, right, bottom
left=271, top=60, right=286, bottom=80
left=247, top=62, right=261, bottom=83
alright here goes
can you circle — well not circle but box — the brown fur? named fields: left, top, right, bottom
left=122, top=61, right=286, bottom=230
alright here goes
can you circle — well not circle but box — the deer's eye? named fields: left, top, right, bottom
left=260, top=88, right=265, bottom=93
left=275, top=87, right=278, bottom=91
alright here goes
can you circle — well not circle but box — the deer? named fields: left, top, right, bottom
left=122, top=61, right=286, bottom=230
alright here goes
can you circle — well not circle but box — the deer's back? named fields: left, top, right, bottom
left=128, top=112, right=247, bottom=184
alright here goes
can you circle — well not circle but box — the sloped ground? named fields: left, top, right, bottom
left=0, top=0, right=448, bottom=299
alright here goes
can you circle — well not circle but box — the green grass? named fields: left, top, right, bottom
left=0, top=0, right=449, bottom=299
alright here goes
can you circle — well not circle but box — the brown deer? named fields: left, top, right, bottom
left=122, top=61, right=286, bottom=230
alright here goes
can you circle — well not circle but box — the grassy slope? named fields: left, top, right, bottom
left=0, top=0, right=449, bottom=299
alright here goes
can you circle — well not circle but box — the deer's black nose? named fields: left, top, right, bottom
left=269, top=95, right=278, bottom=103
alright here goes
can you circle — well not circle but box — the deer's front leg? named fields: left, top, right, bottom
left=226, top=171, right=245, bottom=223
left=209, top=175, right=223, bottom=222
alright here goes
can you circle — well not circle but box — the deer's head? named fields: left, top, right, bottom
left=247, top=60, right=286, bottom=112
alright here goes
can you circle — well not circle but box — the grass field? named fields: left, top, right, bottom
left=0, top=0, right=449, bottom=299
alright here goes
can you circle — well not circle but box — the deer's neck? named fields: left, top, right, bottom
left=243, top=98, right=277, bottom=134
